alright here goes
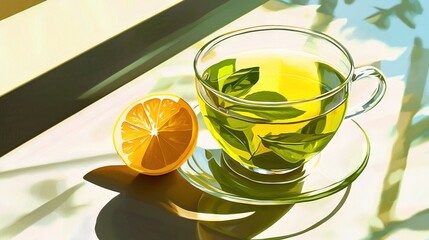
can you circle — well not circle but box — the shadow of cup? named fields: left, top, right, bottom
left=84, top=166, right=345, bottom=239
left=196, top=193, right=293, bottom=239
left=85, top=164, right=350, bottom=239
left=84, top=166, right=297, bottom=239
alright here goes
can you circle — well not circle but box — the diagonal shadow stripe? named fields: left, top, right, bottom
left=0, top=0, right=267, bottom=157
left=376, top=37, right=429, bottom=224
left=0, top=0, right=45, bottom=20
left=0, top=183, right=85, bottom=239
left=0, top=153, right=116, bottom=179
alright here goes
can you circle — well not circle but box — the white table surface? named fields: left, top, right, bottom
left=1, top=1, right=429, bottom=239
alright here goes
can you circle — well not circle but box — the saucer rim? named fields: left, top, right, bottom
left=178, top=118, right=370, bottom=205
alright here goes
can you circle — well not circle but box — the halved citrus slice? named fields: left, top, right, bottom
left=113, top=94, right=198, bottom=175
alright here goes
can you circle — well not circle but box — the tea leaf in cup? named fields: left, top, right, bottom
left=301, top=116, right=327, bottom=134
left=205, top=149, right=214, bottom=160
left=244, top=91, right=288, bottom=102
left=204, top=115, right=253, bottom=154
left=251, top=151, right=303, bottom=169
left=206, top=106, right=251, bottom=130
left=259, top=132, right=334, bottom=163
left=226, top=105, right=305, bottom=120
left=202, top=59, right=236, bottom=107
left=317, top=62, right=343, bottom=90
left=227, top=91, right=304, bottom=120
left=203, top=59, right=237, bottom=89
left=316, top=62, right=348, bottom=114
left=262, top=132, right=332, bottom=143
left=221, top=67, right=260, bottom=96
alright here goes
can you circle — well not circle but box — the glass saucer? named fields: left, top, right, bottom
left=178, top=110, right=370, bottom=205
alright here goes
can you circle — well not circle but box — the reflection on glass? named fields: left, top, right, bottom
left=197, top=193, right=293, bottom=239
left=207, top=149, right=304, bottom=199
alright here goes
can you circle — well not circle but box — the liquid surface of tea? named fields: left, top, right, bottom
left=198, top=51, right=348, bottom=171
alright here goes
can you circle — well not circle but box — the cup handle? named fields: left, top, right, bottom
left=344, top=66, right=387, bottom=119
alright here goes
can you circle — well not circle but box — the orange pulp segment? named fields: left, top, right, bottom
left=113, top=94, right=198, bottom=175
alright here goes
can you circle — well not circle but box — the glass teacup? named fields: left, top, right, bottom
left=194, top=26, right=386, bottom=175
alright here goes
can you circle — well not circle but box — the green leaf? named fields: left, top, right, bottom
left=203, top=59, right=236, bottom=89
left=205, top=149, right=214, bottom=160
left=317, top=62, right=342, bottom=91
left=244, top=91, right=287, bottom=102
left=225, top=90, right=302, bottom=121
left=205, top=106, right=250, bottom=130
left=202, top=59, right=236, bottom=107
left=317, top=63, right=346, bottom=113
left=204, top=107, right=256, bottom=154
left=301, top=116, right=327, bottom=134
left=227, top=105, right=305, bottom=120
left=251, top=151, right=302, bottom=169
left=262, top=132, right=333, bottom=144
left=221, top=67, right=259, bottom=96
left=260, top=132, right=334, bottom=163
left=204, top=115, right=252, bottom=153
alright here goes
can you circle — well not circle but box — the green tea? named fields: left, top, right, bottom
left=198, top=51, right=348, bottom=171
